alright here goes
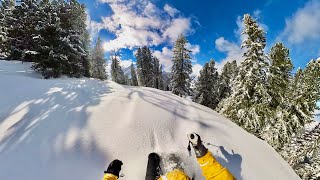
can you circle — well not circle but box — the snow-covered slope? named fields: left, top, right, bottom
left=0, top=60, right=299, bottom=180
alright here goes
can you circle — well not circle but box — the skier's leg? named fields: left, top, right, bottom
left=145, top=152, right=161, bottom=180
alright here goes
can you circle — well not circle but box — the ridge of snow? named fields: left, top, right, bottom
left=0, top=60, right=299, bottom=180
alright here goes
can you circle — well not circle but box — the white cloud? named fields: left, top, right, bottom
left=143, top=2, right=159, bottom=17
left=215, top=37, right=243, bottom=60
left=103, top=27, right=163, bottom=51
left=186, top=43, right=200, bottom=55
left=162, top=18, right=193, bottom=44
left=164, top=4, right=179, bottom=17
left=86, top=10, right=104, bottom=40
left=192, top=63, right=203, bottom=77
left=120, top=59, right=135, bottom=69
left=215, top=16, right=245, bottom=72
left=253, top=10, right=262, bottom=18
left=280, top=0, right=320, bottom=44
left=252, top=9, right=269, bottom=32
left=100, top=0, right=127, bottom=3
left=153, top=47, right=173, bottom=72
left=234, top=16, right=246, bottom=42
left=96, top=0, right=194, bottom=51
left=215, top=37, right=244, bottom=72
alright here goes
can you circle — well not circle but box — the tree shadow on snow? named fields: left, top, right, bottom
left=126, top=88, right=215, bottom=129
left=125, top=88, right=233, bottom=142
left=141, top=88, right=216, bottom=114
left=0, top=78, right=113, bottom=180
left=212, top=146, right=243, bottom=180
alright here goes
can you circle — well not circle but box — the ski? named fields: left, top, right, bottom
left=145, top=152, right=162, bottom=180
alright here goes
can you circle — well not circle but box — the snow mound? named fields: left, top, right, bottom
left=0, top=60, right=299, bottom=180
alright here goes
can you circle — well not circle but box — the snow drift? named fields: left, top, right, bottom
left=0, top=60, right=299, bottom=180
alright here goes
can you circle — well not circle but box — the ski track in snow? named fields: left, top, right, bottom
left=0, top=60, right=300, bottom=180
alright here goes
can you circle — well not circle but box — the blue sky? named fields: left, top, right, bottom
left=80, top=0, right=320, bottom=75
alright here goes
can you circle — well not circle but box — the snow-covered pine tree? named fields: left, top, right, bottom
left=153, top=56, right=161, bottom=89
left=32, top=0, right=90, bottom=78
left=7, top=0, right=40, bottom=61
left=135, top=46, right=154, bottom=87
left=267, top=43, right=293, bottom=108
left=261, top=43, right=294, bottom=150
left=135, top=47, right=143, bottom=85
left=158, top=64, right=165, bottom=90
left=0, top=0, right=11, bottom=58
left=220, top=14, right=270, bottom=136
left=287, top=59, right=320, bottom=134
left=193, top=59, right=220, bottom=109
left=57, top=0, right=90, bottom=77
left=282, top=123, right=320, bottom=180
left=32, top=0, right=66, bottom=78
left=170, top=34, right=193, bottom=97
left=110, top=51, right=126, bottom=84
left=162, top=71, right=172, bottom=91
left=90, top=39, right=98, bottom=78
left=130, top=63, right=138, bottom=86
left=91, top=37, right=107, bottom=80
left=218, top=60, right=238, bottom=101
left=279, top=59, right=320, bottom=178
left=299, top=59, right=320, bottom=118
left=124, top=74, right=130, bottom=85
left=0, top=3, right=5, bottom=58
